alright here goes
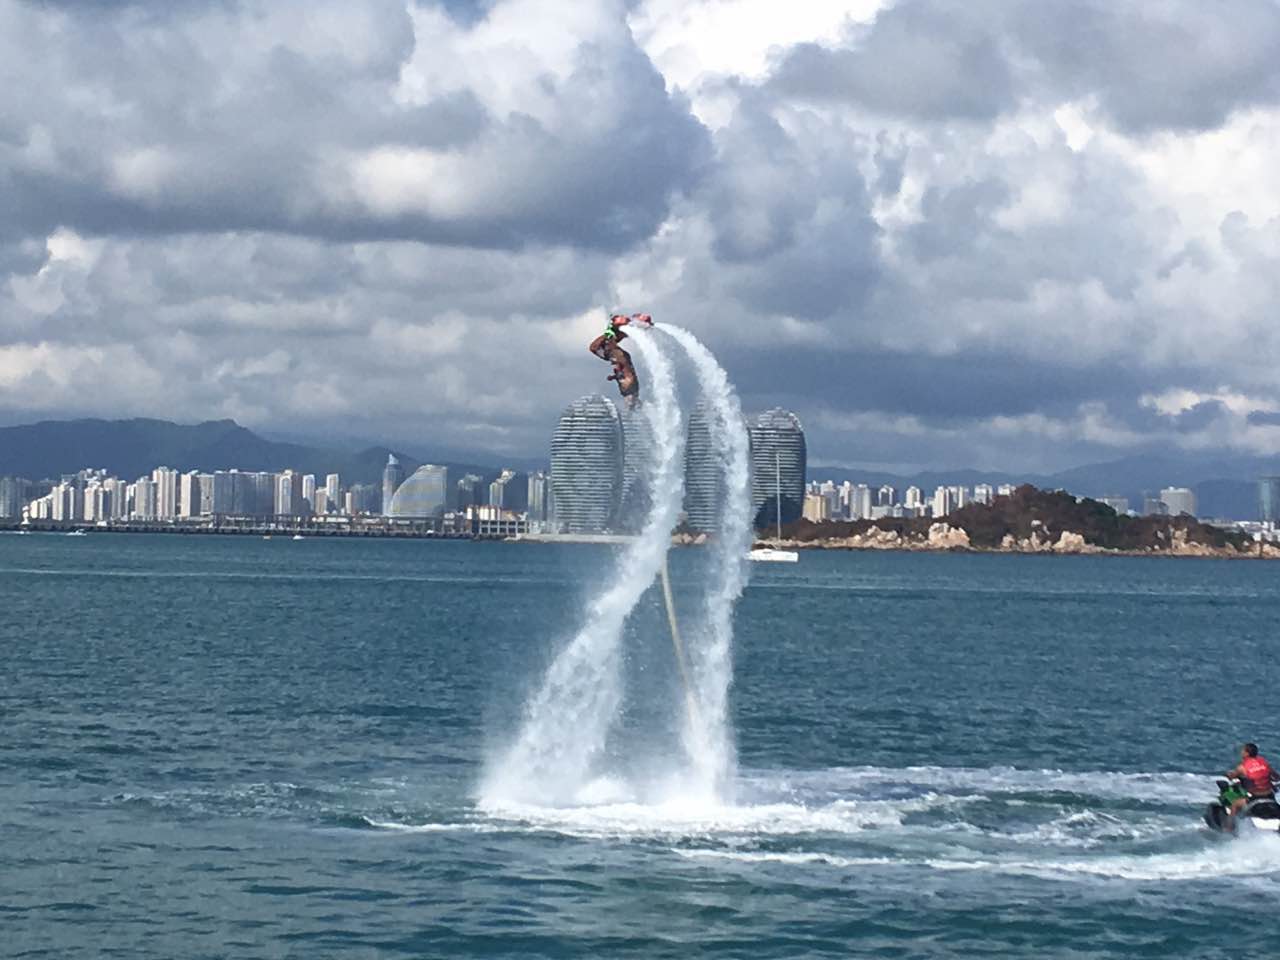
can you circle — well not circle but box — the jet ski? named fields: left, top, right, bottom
left=1203, top=779, right=1280, bottom=833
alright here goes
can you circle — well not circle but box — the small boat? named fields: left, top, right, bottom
left=748, top=546, right=799, bottom=563
left=291, top=534, right=305, bottom=541
left=66, top=529, right=87, bottom=537
left=749, top=453, right=799, bottom=563
left=1204, top=778, right=1280, bottom=834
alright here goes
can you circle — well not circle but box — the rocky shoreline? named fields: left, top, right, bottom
left=735, top=522, right=1280, bottom=559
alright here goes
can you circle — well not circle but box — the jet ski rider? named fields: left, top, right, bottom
left=1225, top=742, right=1278, bottom=816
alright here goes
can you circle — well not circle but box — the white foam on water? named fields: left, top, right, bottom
left=467, top=763, right=1261, bottom=885
left=769, top=764, right=1209, bottom=805
left=361, top=819, right=497, bottom=834
left=919, top=835, right=1280, bottom=882
left=478, top=331, right=684, bottom=808
left=656, top=325, right=752, bottom=803
left=672, top=844, right=1280, bottom=882
left=479, top=794, right=927, bottom=841
left=675, top=850, right=899, bottom=869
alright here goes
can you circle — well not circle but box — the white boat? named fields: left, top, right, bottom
left=748, top=546, right=799, bottom=563
left=66, top=529, right=87, bottom=537
left=749, top=453, right=800, bottom=563
left=291, top=534, right=305, bottom=541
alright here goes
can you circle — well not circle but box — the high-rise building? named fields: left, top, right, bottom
left=904, top=486, right=923, bottom=510
left=133, top=478, right=157, bottom=520
left=456, top=473, right=486, bottom=510
left=932, top=486, right=953, bottom=517
left=488, top=469, right=527, bottom=512
left=822, top=483, right=840, bottom=520
left=1160, top=487, right=1196, bottom=517
left=153, top=467, right=179, bottom=520
left=83, top=480, right=103, bottom=521
left=526, top=471, right=550, bottom=524
left=1142, top=494, right=1168, bottom=516
left=973, top=484, right=994, bottom=505
left=50, top=481, right=80, bottom=521
left=105, top=478, right=128, bottom=519
left=682, top=402, right=722, bottom=533
left=852, top=483, right=872, bottom=520
left=997, top=484, right=1016, bottom=497
left=620, top=404, right=656, bottom=532
left=325, top=473, right=341, bottom=508
left=179, top=471, right=202, bottom=518
left=877, top=484, right=896, bottom=507
left=1099, top=495, right=1130, bottom=515
left=207, top=471, right=232, bottom=515
left=231, top=471, right=272, bottom=517
left=803, top=492, right=830, bottom=522
left=748, top=408, right=806, bottom=529
left=388, top=465, right=449, bottom=517
left=549, top=394, right=624, bottom=534
left=1261, top=477, right=1280, bottom=524
left=0, top=477, right=30, bottom=519
left=382, top=455, right=404, bottom=516
left=276, top=470, right=305, bottom=517
left=345, top=483, right=380, bottom=516
left=302, top=474, right=317, bottom=510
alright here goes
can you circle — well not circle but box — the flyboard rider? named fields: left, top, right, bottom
left=1224, top=741, right=1279, bottom=819
left=588, top=313, right=652, bottom=408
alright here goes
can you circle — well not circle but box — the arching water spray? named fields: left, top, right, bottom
left=480, top=330, right=684, bottom=807
left=658, top=326, right=752, bottom=802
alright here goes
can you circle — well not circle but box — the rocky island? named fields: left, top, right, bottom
left=746, top=485, right=1275, bottom=559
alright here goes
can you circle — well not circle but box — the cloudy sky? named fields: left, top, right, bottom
left=3, top=0, right=1280, bottom=472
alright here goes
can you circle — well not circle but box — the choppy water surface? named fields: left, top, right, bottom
left=3, top=534, right=1278, bottom=958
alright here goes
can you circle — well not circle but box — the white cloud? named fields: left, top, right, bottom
left=2, top=0, right=1280, bottom=473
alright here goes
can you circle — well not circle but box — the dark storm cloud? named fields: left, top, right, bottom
left=723, top=342, right=1151, bottom=423
left=0, top=0, right=709, bottom=251
left=769, top=0, right=1280, bottom=133
left=1010, top=0, right=1280, bottom=133
left=770, top=1, right=1015, bottom=121
left=694, top=93, right=880, bottom=318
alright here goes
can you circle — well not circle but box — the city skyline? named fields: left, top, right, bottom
left=10, top=396, right=1265, bottom=530
left=1, top=410, right=1277, bottom=518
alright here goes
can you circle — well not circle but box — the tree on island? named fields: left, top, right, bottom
left=774, top=484, right=1249, bottom=553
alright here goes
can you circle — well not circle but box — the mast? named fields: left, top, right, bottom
left=775, top=452, right=782, bottom=544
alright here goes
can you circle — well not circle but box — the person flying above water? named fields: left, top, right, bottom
left=1225, top=742, right=1278, bottom=818
left=588, top=313, right=652, bottom=407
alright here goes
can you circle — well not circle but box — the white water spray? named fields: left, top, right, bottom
left=480, top=330, right=684, bottom=807
left=659, top=326, right=753, bottom=801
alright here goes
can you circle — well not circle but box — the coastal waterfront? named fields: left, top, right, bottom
left=4, top=534, right=1278, bottom=958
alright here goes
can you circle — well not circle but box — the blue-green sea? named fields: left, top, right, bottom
left=3, top=532, right=1278, bottom=958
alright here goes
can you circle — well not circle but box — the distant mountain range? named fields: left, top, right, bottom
left=0, top=418, right=505, bottom=487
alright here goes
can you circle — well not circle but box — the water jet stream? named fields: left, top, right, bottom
left=480, top=330, right=683, bottom=807
left=658, top=325, right=752, bottom=802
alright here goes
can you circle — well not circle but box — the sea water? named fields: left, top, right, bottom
left=3, top=533, right=1278, bottom=958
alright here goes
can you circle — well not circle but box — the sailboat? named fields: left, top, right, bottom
left=749, top=453, right=799, bottom=563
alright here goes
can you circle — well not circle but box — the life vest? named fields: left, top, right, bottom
left=1242, top=755, right=1274, bottom=795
